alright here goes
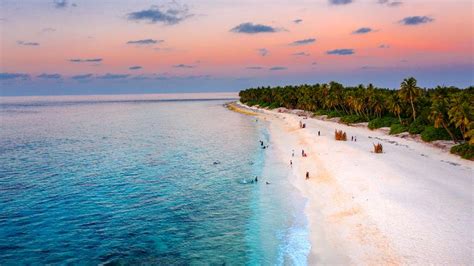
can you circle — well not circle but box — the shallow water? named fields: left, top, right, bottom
left=0, top=95, right=309, bottom=264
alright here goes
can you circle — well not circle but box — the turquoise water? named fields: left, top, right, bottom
left=0, top=95, right=309, bottom=265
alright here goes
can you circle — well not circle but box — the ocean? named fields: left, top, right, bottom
left=0, top=94, right=310, bottom=265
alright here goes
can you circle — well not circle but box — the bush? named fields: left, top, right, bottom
left=340, top=115, right=367, bottom=124
left=389, top=123, right=408, bottom=135
left=248, top=101, right=279, bottom=109
left=421, top=126, right=452, bottom=142
left=408, top=117, right=428, bottom=134
left=268, top=102, right=280, bottom=109
left=327, top=110, right=344, bottom=118
left=314, top=110, right=330, bottom=116
left=450, top=143, right=474, bottom=160
left=246, top=100, right=257, bottom=106
left=368, top=117, right=398, bottom=130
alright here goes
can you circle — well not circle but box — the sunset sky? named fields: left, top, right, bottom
left=0, top=0, right=472, bottom=96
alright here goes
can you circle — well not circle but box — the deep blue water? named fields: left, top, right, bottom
left=0, top=95, right=309, bottom=265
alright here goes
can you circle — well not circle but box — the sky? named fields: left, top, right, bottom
left=0, top=0, right=472, bottom=96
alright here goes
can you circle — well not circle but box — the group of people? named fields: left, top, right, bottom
left=255, top=141, right=271, bottom=185
left=292, top=119, right=360, bottom=181
left=290, top=148, right=311, bottom=180
left=260, top=140, right=269, bottom=149
left=255, top=118, right=360, bottom=185
left=291, top=149, right=308, bottom=157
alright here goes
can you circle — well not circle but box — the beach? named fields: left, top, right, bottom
left=232, top=102, right=473, bottom=264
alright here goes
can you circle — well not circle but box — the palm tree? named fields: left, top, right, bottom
left=372, top=93, right=384, bottom=118
left=466, top=122, right=474, bottom=145
left=448, top=92, right=473, bottom=141
left=399, top=77, right=421, bottom=121
left=388, top=94, right=403, bottom=123
left=429, top=94, right=457, bottom=142
left=238, top=78, right=471, bottom=146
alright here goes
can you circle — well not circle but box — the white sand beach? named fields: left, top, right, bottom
left=234, top=102, right=474, bottom=265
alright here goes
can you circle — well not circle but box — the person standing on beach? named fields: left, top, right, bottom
left=292, top=150, right=294, bottom=157
left=290, top=160, right=292, bottom=166
left=306, top=172, right=309, bottom=180
left=302, top=149, right=305, bottom=156
left=318, top=131, right=320, bottom=136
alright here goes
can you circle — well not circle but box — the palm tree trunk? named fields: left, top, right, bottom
left=410, top=94, right=416, bottom=120
left=442, top=121, right=457, bottom=143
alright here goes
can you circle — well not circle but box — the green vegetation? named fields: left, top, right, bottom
left=246, top=101, right=279, bottom=109
left=314, top=110, right=330, bottom=116
left=341, top=115, right=367, bottom=124
left=368, top=117, right=398, bottom=130
left=450, top=143, right=474, bottom=160
left=421, top=126, right=452, bottom=142
left=239, top=77, right=474, bottom=158
left=389, top=123, right=408, bottom=135
left=408, top=117, right=427, bottom=134
left=327, top=110, right=344, bottom=118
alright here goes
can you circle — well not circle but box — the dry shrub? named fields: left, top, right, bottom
left=373, top=143, right=383, bottom=153
left=335, top=130, right=347, bottom=141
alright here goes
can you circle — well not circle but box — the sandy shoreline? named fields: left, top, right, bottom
left=230, top=102, right=473, bottom=265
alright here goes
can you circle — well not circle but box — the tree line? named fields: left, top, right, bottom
left=239, top=77, right=473, bottom=159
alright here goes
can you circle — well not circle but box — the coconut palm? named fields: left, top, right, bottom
left=399, top=77, right=421, bottom=121
left=238, top=77, right=472, bottom=147
left=429, top=94, right=457, bottom=142
left=388, top=94, right=403, bottom=123
left=448, top=92, right=473, bottom=141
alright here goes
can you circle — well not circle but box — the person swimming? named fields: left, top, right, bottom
left=255, top=176, right=258, bottom=182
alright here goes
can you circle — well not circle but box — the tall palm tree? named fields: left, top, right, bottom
left=388, top=94, right=403, bottom=123
left=429, top=94, right=457, bottom=142
left=399, top=77, right=421, bottom=121
left=448, top=92, right=472, bottom=141
left=238, top=78, right=471, bottom=146
left=466, top=122, right=474, bottom=145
